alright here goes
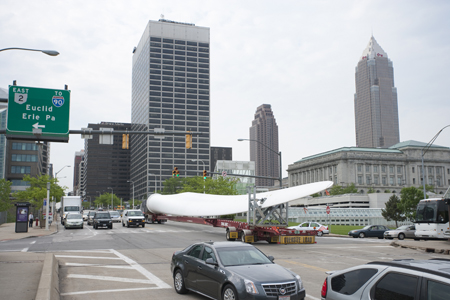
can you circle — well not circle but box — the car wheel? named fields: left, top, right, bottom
left=174, top=269, right=188, bottom=294
left=122, top=221, right=125, bottom=227
left=398, top=233, right=405, bottom=240
left=226, top=230, right=235, bottom=241
left=81, top=225, right=83, bottom=229
left=222, top=284, right=238, bottom=300
left=317, top=231, right=323, bottom=237
left=359, top=232, right=365, bottom=238
left=142, top=223, right=145, bottom=228
left=127, top=222, right=130, bottom=228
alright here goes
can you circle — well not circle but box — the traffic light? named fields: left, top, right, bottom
left=176, top=168, right=180, bottom=177
left=122, top=134, right=129, bottom=149
left=186, top=132, right=192, bottom=149
left=203, top=170, right=207, bottom=179
left=172, top=167, right=177, bottom=177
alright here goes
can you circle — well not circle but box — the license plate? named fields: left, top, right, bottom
left=279, top=296, right=290, bottom=300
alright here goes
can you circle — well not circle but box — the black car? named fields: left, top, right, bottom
left=348, top=225, right=390, bottom=239
left=171, top=241, right=306, bottom=300
left=93, top=212, right=112, bottom=229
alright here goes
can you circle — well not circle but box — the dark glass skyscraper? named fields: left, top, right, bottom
left=249, top=104, right=279, bottom=187
left=354, top=36, right=400, bottom=148
left=131, top=19, right=210, bottom=199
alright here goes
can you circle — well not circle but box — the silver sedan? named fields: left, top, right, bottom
left=384, top=225, right=416, bottom=240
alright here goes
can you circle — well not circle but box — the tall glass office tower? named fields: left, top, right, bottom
left=131, top=19, right=210, bottom=199
left=354, top=36, right=400, bottom=148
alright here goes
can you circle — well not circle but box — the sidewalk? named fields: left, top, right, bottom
left=0, top=221, right=59, bottom=300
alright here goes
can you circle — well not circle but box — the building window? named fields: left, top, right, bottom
left=436, top=168, right=441, bottom=175
left=382, top=165, right=386, bottom=173
left=11, top=166, right=31, bottom=174
left=382, top=177, right=387, bottom=185
left=389, top=166, right=394, bottom=173
left=365, top=165, right=371, bottom=172
left=357, top=164, right=362, bottom=172
left=413, top=178, right=416, bottom=184
left=390, top=177, right=394, bottom=185
left=373, top=165, right=378, bottom=173
left=397, top=177, right=403, bottom=185
left=366, top=175, right=371, bottom=185
left=412, top=167, right=415, bottom=173
left=397, top=166, right=402, bottom=173
left=428, top=178, right=433, bottom=185
left=358, top=176, right=363, bottom=185
left=374, top=176, right=379, bottom=185
left=428, top=167, right=433, bottom=174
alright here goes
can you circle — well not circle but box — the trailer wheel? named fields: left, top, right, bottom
left=226, top=229, right=235, bottom=241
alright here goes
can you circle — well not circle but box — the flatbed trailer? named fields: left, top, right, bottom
left=147, top=214, right=317, bottom=244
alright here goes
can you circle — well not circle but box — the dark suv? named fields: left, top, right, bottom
left=93, top=212, right=113, bottom=229
left=321, top=258, right=450, bottom=299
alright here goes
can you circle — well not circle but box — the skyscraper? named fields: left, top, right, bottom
left=249, top=104, right=279, bottom=187
left=354, top=36, right=400, bottom=148
left=131, top=19, right=210, bottom=199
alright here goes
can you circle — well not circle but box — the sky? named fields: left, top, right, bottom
left=1, top=0, right=449, bottom=192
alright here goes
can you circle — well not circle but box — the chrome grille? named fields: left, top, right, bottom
left=262, top=281, right=297, bottom=296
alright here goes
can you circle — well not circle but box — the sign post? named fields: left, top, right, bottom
left=7, top=85, right=71, bottom=142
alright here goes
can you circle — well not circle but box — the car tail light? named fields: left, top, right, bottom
left=321, top=277, right=328, bottom=298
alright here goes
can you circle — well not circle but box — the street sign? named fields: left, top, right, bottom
left=6, top=85, right=71, bottom=142
left=326, top=206, right=330, bottom=214
left=222, top=171, right=227, bottom=177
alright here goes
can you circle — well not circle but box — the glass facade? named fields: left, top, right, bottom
left=214, top=161, right=255, bottom=195
left=131, top=20, right=210, bottom=199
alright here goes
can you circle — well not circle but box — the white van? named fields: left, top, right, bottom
left=122, top=209, right=145, bottom=228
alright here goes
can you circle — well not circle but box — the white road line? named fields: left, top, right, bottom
left=55, top=255, right=121, bottom=260
left=64, top=262, right=134, bottom=269
left=111, top=249, right=171, bottom=288
left=30, top=241, right=36, bottom=244
left=61, top=287, right=161, bottom=296
left=67, top=274, right=155, bottom=284
left=21, top=247, right=29, bottom=252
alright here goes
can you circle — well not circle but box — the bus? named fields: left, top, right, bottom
left=415, top=188, right=450, bottom=239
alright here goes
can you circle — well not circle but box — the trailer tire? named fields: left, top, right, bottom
left=226, top=229, right=236, bottom=241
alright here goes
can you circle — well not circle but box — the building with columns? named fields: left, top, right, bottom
left=288, top=140, right=450, bottom=195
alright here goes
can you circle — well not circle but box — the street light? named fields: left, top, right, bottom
left=238, top=138, right=282, bottom=189
left=55, top=165, right=70, bottom=178
left=191, top=159, right=206, bottom=194
left=0, top=47, right=60, bottom=56
left=107, top=187, right=113, bottom=210
left=127, top=181, right=134, bottom=208
left=421, top=125, right=450, bottom=199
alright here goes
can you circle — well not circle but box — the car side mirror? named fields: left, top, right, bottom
left=268, top=255, right=275, bottom=262
left=205, top=258, right=218, bottom=266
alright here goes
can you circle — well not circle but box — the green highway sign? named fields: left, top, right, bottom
left=7, top=85, right=71, bottom=142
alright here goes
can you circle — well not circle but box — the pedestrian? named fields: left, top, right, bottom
left=29, top=212, right=34, bottom=227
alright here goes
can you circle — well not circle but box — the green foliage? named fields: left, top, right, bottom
left=13, top=175, right=66, bottom=208
left=94, top=192, right=121, bottom=208
left=162, top=177, right=185, bottom=195
left=311, top=193, right=321, bottom=198
left=381, top=194, right=405, bottom=227
left=0, top=179, right=12, bottom=212
left=367, top=187, right=376, bottom=194
left=384, top=189, right=391, bottom=193
left=329, top=183, right=357, bottom=195
left=400, top=186, right=426, bottom=220
left=161, top=176, right=239, bottom=196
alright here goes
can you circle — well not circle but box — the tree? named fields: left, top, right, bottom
left=162, top=177, right=185, bottom=195
left=400, top=186, right=426, bottom=221
left=181, top=176, right=239, bottom=195
left=329, top=183, right=357, bottom=195
left=382, top=194, right=405, bottom=228
left=0, top=179, right=12, bottom=212
left=94, top=192, right=120, bottom=209
left=13, top=175, right=66, bottom=209
left=367, top=187, right=376, bottom=194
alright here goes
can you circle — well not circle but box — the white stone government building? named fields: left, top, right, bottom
left=287, top=140, right=450, bottom=210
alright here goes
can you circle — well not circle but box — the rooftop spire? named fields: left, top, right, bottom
left=360, top=36, right=388, bottom=61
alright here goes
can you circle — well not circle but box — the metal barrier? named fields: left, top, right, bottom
left=0, top=211, right=7, bottom=225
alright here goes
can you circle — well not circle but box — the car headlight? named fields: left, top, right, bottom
left=109, top=220, right=112, bottom=223
left=244, top=279, right=259, bottom=294
left=296, top=274, right=303, bottom=290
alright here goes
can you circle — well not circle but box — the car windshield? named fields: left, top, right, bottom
left=67, top=214, right=82, bottom=219
left=128, top=211, right=143, bottom=216
left=89, top=212, right=96, bottom=216
left=362, top=225, right=372, bottom=230
left=96, top=213, right=110, bottom=218
left=216, top=247, right=272, bottom=267
left=110, top=212, right=120, bottom=216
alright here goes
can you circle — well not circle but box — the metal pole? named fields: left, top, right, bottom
left=132, top=184, right=135, bottom=208
left=45, top=182, right=50, bottom=230
left=421, top=149, right=426, bottom=199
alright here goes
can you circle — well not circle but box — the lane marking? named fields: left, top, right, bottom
left=61, top=287, right=160, bottom=296
left=21, top=247, right=29, bottom=252
left=67, top=274, right=156, bottom=284
left=30, top=241, right=36, bottom=244
left=111, top=249, right=171, bottom=288
left=64, top=262, right=134, bottom=269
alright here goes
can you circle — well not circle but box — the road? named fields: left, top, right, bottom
left=1, top=220, right=445, bottom=300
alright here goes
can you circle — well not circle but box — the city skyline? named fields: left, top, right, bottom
left=0, top=1, right=449, bottom=192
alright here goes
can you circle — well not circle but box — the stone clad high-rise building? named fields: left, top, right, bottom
left=250, top=104, right=279, bottom=187
left=131, top=19, right=210, bottom=199
left=354, top=36, right=400, bottom=148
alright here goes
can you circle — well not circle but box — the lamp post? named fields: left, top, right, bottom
left=0, top=47, right=60, bottom=56
left=127, top=181, right=135, bottom=208
left=148, top=174, right=157, bottom=195
left=421, top=125, right=450, bottom=199
left=238, top=138, right=282, bottom=189
left=107, top=187, right=113, bottom=210
left=191, top=159, right=206, bottom=194
left=55, top=165, right=70, bottom=179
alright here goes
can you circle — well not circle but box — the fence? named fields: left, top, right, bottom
left=288, top=207, right=411, bottom=227
left=0, top=211, right=7, bottom=225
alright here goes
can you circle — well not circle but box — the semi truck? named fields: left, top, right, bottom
left=60, top=196, right=82, bottom=225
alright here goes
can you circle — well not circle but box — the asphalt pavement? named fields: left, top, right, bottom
left=1, top=222, right=450, bottom=300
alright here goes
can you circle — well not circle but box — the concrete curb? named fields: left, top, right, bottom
left=391, top=241, right=450, bottom=255
left=35, top=253, right=60, bottom=300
